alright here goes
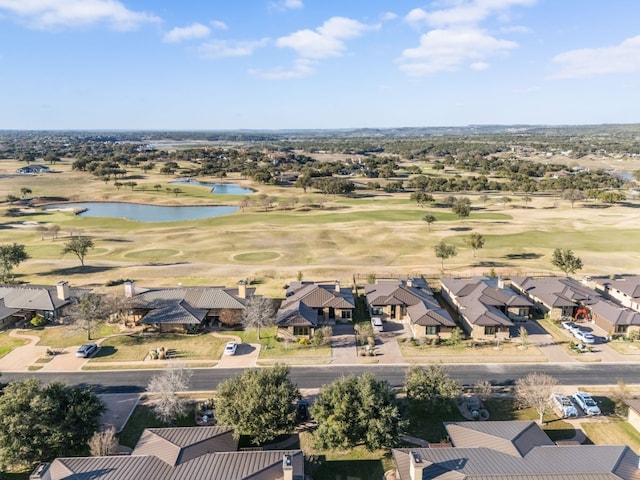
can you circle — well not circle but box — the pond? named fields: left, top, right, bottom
left=170, top=180, right=253, bottom=195
left=43, top=202, right=238, bottom=222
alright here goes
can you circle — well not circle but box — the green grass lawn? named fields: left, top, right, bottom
left=0, top=331, right=28, bottom=359
left=300, top=432, right=395, bottom=480
left=226, top=327, right=331, bottom=359
left=91, top=332, right=226, bottom=362
left=118, top=403, right=197, bottom=449
left=19, top=323, right=123, bottom=348
left=582, top=420, right=640, bottom=453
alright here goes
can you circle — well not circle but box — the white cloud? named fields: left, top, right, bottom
left=199, top=38, right=269, bottom=59
left=210, top=20, right=227, bottom=30
left=276, top=16, right=374, bottom=59
left=251, top=58, right=316, bottom=80
left=550, top=35, right=640, bottom=79
left=163, top=23, right=210, bottom=43
left=0, top=0, right=160, bottom=30
left=269, top=0, right=303, bottom=11
left=405, top=0, right=536, bottom=28
left=399, top=0, right=533, bottom=76
left=471, top=61, right=489, bottom=70
left=399, top=27, right=516, bottom=75
left=381, top=12, right=398, bottom=21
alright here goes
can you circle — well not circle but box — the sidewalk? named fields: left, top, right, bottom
left=1, top=322, right=639, bottom=372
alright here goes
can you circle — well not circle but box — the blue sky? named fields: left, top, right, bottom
left=0, top=0, right=639, bottom=130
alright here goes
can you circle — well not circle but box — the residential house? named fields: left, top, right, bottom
left=393, top=420, right=640, bottom=480
left=510, top=276, right=596, bottom=320
left=440, top=277, right=532, bottom=339
left=126, top=281, right=254, bottom=333
left=31, top=426, right=304, bottom=480
left=593, top=275, right=640, bottom=312
left=586, top=298, right=640, bottom=337
left=276, top=281, right=355, bottom=338
left=364, top=278, right=456, bottom=339
left=512, top=276, right=640, bottom=337
left=16, top=164, right=51, bottom=174
left=0, top=281, right=83, bottom=328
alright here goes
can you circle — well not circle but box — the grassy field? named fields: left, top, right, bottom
left=118, top=402, right=197, bottom=448
left=0, top=331, right=28, bottom=359
left=91, top=332, right=226, bottom=362
left=2, top=156, right=640, bottom=296
left=582, top=420, right=640, bottom=453
left=19, top=323, right=123, bottom=348
left=227, top=327, right=331, bottom=359
left=398, top=337, right=547, bottom=362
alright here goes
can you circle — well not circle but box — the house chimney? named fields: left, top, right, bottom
left=410, top=451, right=425, bottom=480
left=124, top=281, right=135, bottom=298
left=406, top=278, right=413, bottom=288
left=238, top=280, right=247, bottom=299
left=30, top=463, right=51, bottom=480
left=56, top=281, right=70, bottom=301
left=335, top=280, right=341, bottom=293
left=282, top=454, right=293, bottom=480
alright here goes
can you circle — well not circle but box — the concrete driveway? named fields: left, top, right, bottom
left=216, top=342, right=260, bottom=368
left=372, top=321, right=409, bottom=364
left=331, top=324, right=357, bottom=364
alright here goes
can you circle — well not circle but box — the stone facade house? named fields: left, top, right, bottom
left=276, top=281, right=355, bottom=338
left=440, top=277, right=531, bottom=339
left=364, top=278, right=456, bottom=339
left=125, top=281, right=254, bottom=333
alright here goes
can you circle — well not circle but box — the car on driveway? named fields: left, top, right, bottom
left=561, top=320, right=578, bottom=331
left=573, top=391, right=601, bottom=415
left=551, top=392, right=578, bottom=418
left=574, top=330, right=596, bottom=344
left=224, top=341, right=238, bottom=355
left=76, top=343, right=98, bottom=358
left=371, top=317, right=384, bottom=333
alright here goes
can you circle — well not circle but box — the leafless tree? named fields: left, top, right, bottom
left=473, top=380, right=493, bottom=402
left=515, top=372, right=558, bottom=424
left=88, top=426, right=119, bottom=456
left=243, top=295, right=276, bottom=339
left=147, top=366, right=193, bottom=424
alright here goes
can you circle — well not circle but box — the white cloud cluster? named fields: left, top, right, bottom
left=199, top=38, right=269, bottom=59
left=254, top=16, right=375, bottom=79
left=163, top=23, right=210, bottom=44
left=269, top=0, right=303, bottom=12
left=400, top=0, right=534, bottom=75
left=0, top=0, right=160, bottom=30
left=551, top=35, right=640, bottom=79
left=276, top=16, right=373, bottom=59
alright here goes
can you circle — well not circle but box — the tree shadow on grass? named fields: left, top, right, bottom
left=47, top=265, right=116, bottom=276
left=504, top=253, right=543, bottom=260
left=93, top=345, right=117, bottom=359
left=307, top=458, right=385, bottom=480
left=449, top=226, right=472, bottom=231
left=472, top=261, right=512, bottom=268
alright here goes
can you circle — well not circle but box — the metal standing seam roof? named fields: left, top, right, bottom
left=133, top=427, right=237, bottom=467
left=364, top=279, right=435, bottom=307
left=48, top=449, right=304, bottom=480
left=0, top=285, right=83, bottom=311
left=600, top=276, right=640, bottom=300
left=510, top=276, right=597, bottom=309
left=589, top=300, right=640, bottom=326
left=441, top=278, right=524, bottom=328
left=280, top=283, right=355, bottom=310
left=276, top=300, right=319, bottom=327
left=407, top=301, right=456, bottom=327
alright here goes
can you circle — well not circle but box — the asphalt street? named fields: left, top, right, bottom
left=3, top=363, right=639, bottom=393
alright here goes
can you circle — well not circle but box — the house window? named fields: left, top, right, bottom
left=401, top=306, right=407, bottom=316
left=616, top=325, right=628, bottom=334
left=426, top=326, right=438, bottom=335
left=293, top=326, right=309, bottom=336
left=341, top=310, right=351, bottom=319
left=484, top=326, right=496, bottom=335
left=372, top=308, right=383, bottom=315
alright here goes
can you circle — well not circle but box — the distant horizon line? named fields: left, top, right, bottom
left=1, top=122, right=639, bottom=133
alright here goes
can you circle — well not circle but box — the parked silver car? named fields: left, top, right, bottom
left=551, top=392, right=578, bottom=418
left=573, top=391, right=601, bottom=415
